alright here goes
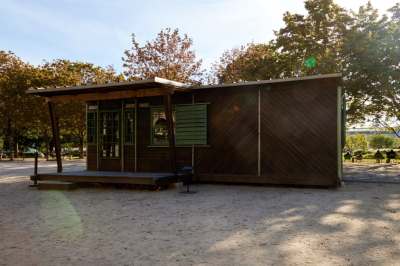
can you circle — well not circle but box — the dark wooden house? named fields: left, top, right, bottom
left=28, top=74, right=343, bottom=187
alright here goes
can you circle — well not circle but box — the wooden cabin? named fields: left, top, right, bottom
left=27, top=74, right=343, bottom=187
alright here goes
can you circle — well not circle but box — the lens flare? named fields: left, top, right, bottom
left=304, top=56, right=317, bottom=69
left=39, top=191, right=83, bottom=241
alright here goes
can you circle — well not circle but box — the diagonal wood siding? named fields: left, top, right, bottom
left=195, top=87, right=258, bottom=175
left=260, top=79, right=339, bottom=186
left=85, top=77, right=341, bottom=186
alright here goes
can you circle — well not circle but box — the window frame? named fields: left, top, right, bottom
left=99, top=110, right=121, bottom=159
left=149, top=106, right=176, bottom=146
left=86, top=111, right=97, bottom=145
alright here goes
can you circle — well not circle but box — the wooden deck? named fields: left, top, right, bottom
left=31, top=171, right=180, bottom=187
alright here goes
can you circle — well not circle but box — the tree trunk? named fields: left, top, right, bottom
left=13, top=141, right=18, bottom=159
left=79, top=136, right=84, bottom=159
left=49, top=138, right=54, bottom=159
left=44, top=132, right=50, bottom=161
left=7, top=119, right=14, bottom=161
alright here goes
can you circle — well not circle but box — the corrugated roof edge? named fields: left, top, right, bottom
left=190, top=73, right=342, bottom=90
left=26, top=77, right=188, bottom=95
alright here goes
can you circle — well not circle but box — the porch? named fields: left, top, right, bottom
left=27, top=77, right=186, bottom=180
left=31, top=171, right=181, bottom=187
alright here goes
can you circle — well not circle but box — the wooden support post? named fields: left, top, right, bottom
left=29, top=151, right=39, bottom=187
left=121, top=100, right=125, bottom=172
left=85, top=103, right=88, bottom=170
left=96, top=101, right=100, bottom=170
left=134, top=98, right=138, bottom=172
left=30, top=151, right=39, bottom=187
left=48, top=101, right=63, bottom=173
left=34, top=152, right=38, bottom=183
left=258, top=87, right=261, bottom=177
left=163, top=94, right=177, bottom=174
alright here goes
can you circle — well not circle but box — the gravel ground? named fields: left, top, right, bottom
left=1, top=160, right=400, bottom=266
left=344, top=162, right=400, bottom=183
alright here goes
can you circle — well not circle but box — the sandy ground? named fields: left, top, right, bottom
left=1, top=160, right=400, bottom=266
left=344, top=162, right=400, bottom=183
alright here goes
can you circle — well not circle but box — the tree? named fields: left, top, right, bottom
left=212, top=1, right=400, bottom=127
left=364, top=4, right=400, bottom=132
left=122, top=28, right=203, bottom=84
left=211, top=0, right=350, bottom=90
left=38, top=60, right=124, bottom=158
left=343, top=2, right=390, bottom=124
left=0, top=51, right=41, bottom=158
left=211, top=43, right=283, bottom=84
left=273, top=0, right=350, bottom=77
left=345, top=134, right=368, bottom=152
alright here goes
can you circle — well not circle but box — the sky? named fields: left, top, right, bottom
left=1, top=0, right=398, bottom=74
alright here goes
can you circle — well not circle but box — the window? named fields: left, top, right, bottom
left=87, top=112, right=97, bottom=144
left=124, top=109, right=135, bottom=144
left=150, top=104, right=207, bottom=146
left=100, top=111, right=120, bottom=158
left=150, top=107, right=175, bottom=146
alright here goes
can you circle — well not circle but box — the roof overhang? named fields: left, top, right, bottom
left=26, top=77, right=189, bottom=102
left=191, top=73, right=342, bottom=90
left=26, top=74, right=342, bottom=103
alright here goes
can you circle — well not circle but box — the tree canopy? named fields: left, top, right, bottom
left=211, top=0, right=400, bottom=126
left=122, top=28, right=203, bottom=84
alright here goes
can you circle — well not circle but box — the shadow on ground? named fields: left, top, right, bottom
left=1, top=171, right=399, bottom=265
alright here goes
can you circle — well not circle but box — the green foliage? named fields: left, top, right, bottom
left=38, top=60, right=124, bottom=158
left=353, top=149, right=363, bottom=161
left=0, top=51, right=43, bottom=156
left=211, top=0, right=400, bottom=126
left=374, top=150, right=384, bottom=160
left=343, top=151, right=352, bottom=160
left=345, top=134, right=368, bottom=151
left=369, top=135, right=396, bottom=149
left=273, top=0, right=350, bottom=76
left=386, top=150, right=397, bottom=159
left=211, top=43, right=282, bottom=83
left=0, top=53, right=123, bottom=158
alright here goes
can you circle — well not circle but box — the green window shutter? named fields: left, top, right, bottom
left=175, top=104, right=208, bottom=145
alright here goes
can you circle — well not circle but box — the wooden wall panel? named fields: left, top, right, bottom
left=99, top=159, right=121, bottom=171
left=87, top=144, right=97, bottom=170
left=124, top=145, right=135, bottom=172
left=260, top=79, right=339, bottom=186
left=194, top=87, right=258, bottom=175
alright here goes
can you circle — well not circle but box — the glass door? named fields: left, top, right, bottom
left=123, top=106, right=136, bottom=172
left=99, top=110, right=121, bottom=170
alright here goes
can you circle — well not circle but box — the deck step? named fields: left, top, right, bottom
left=37, top=181, right=78, bottom=190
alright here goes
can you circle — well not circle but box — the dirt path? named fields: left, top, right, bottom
left=1, top=173, right=400, bottom=265
left=344, top=162, right=400, bottom=183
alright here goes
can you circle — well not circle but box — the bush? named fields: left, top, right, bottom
left=344, top=152, right=352, bottom=160
left=363, top=153, right=376, bottom=160
left=345, top=134, right=368, bottom=152
left=353, top=150, right=363, bottom=161
left=369, top=135, right=396, bottom=149
left=374, top=150, right=385, bottom=163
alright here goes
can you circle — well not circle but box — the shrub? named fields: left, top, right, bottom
left=374, top=150, right=384, bottom=163
left=369, top=135, right=396, bottom=149
left=344, top=152, right=352, bottom=160
left=345, top=134, right=368, bottom=152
